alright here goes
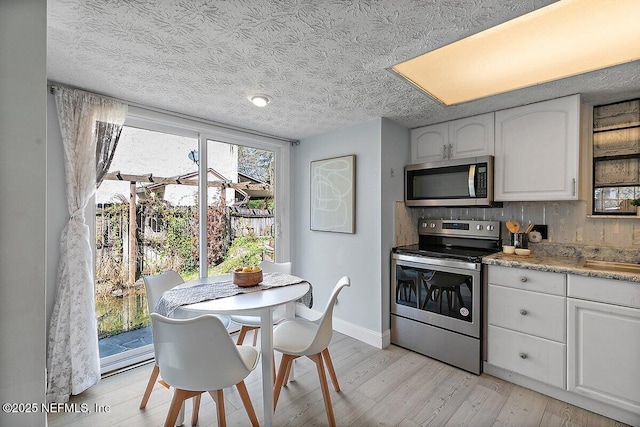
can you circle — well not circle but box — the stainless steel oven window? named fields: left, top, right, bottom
left=391, top=254, right=481, bottom=338
left=418, top=269, right=473, bottom=322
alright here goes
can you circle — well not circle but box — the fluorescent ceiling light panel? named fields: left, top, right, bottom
left=391, top=0, right=640, bottom=105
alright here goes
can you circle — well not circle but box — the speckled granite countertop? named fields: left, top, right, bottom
left=483, top=252, right=640, bottom=283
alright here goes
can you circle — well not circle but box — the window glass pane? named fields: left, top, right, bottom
left=593, top=186, right=640, bottom=214
left=592, top=99, right=640, bottom=215
left=206, top=140, right=275, bottom=274
left=95, top=126, right=198, bottom=360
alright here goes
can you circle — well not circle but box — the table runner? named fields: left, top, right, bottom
left=155, top=272, right=313, bottom=317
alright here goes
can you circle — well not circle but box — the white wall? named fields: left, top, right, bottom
left=292, top=118, right=409, bottom=347
left=0, top=0, right=47, bottom=425
left=380, top=119, right=410, bottom=334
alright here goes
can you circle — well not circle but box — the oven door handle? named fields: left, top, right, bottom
left=468, top=164, right=476, bottom=197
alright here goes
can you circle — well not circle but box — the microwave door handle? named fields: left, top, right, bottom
left=468, top=165, right=476, bottom=197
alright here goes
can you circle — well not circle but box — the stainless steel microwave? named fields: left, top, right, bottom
left=405, top=155, right=496, bottom=207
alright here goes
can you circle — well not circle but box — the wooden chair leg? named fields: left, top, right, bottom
left=273, top=354, right=295, bottom=410
left=164, top=389, right=187, bottom=427
left=236, top=380, right=259, bottom=427
left=284, top=356, right=294, bottom=384
left=252, top=327, right=259, bottom=346
left=191, top=394, right=201, bottom=426
left=321, top=348, right=340, bottom=392
left=272, top=350, right=276, bottom=383
left=140, top=363, right=160, bottom=409
left=308, top=353, right=336, bottom=427
left=208, top=390, right=226, bottom=427
left=272, top=351, right=292, bottom=386
left=237, top=326, right=249, bottom=345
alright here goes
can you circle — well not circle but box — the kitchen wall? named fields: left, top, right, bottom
left=292, top=118, right=409, bottom=347
left=0, top=0, right=47, bottom=425
left=396, top=200, right=640, bottom=261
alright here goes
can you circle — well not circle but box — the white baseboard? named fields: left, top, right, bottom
left=295, top=305, right=388, bottom=349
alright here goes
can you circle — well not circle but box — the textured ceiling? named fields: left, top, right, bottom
left=47, top=0, right=640, bottom=141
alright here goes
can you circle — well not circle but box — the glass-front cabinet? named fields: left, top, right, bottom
left=592, top=98, right=640, bottom=215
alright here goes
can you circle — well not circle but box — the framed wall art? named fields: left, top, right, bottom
left=310, top=154, right=355, bottom=233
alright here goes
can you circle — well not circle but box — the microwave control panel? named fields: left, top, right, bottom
left=476, top=165, right=487, bottom=197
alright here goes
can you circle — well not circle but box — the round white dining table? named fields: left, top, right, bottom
left=172, top=275, right=311, bottom=427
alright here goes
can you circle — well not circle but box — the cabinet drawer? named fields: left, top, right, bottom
left=488, top=265, right=566, bottom=296
left=568, top=274, right=640, bottom=309
left=488, top=325, right=565, bottom=388
left=488, top=285, right=565, bottom=342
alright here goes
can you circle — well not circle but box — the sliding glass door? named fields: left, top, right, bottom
left=95, top=114, right=285, bottom=373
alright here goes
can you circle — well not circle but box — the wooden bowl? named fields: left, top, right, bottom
left=232, top=269, right=263, bottom=287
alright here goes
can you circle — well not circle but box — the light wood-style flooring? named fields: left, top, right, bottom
left=48, top=331, right=628, bottom=427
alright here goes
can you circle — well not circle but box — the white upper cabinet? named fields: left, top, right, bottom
left=411, top=122, right=448, bottom=163
left=410, top=113, right=494, bottom=164
left=448, top=113, right=495, bottom=159
left=494, top=95, right=580, bottom=201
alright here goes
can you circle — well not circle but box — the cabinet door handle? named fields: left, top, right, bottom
left=572, top=178, right=576, bottom=196
left=520, top=276, right=528, bottom=282
left=520, top=309, right=528, bottom=316
left=519, top=352, right=527, bottom=359
left=448, top=143, right=453, bottom=159
left=443, top=144, right=447, bottom=159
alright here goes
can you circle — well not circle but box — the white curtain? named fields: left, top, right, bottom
left=46, top=87, right=127, bottom=403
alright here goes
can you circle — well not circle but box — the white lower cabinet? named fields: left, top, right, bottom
left=489, top=285, right=565, bottom=342
left=486, top=266, right=640, bottom=425
left=487, top=265, right=566, bottom=388
left=567, top=276, right=640, bottom=415
left=488, top=325, right=565, bottom=388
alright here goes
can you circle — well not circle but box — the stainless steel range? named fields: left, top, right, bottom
left=391, top=219, right=501, bottom=374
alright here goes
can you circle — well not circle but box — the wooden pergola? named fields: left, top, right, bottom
left=103, top=171, right=273, bottom=283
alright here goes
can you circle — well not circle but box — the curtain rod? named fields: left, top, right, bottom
left=47, top=82, right=297, bottom=144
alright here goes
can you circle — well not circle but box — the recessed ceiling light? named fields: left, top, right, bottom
left=391, top=0, right=640, bottom=106
left=248, top=94, right=271, bottom=107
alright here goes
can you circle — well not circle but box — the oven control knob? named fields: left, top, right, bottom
left=487, top=225, right=494, bottom=231
left=422, top=222, right=428, bottom=228
left=430, top=223, right=436, bottom=228
left=476, top=225, right=483, bottom=230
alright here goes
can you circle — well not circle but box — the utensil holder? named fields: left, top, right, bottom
left=511, top=232, right=528, bottom=249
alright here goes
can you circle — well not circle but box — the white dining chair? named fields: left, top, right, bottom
left=150, top=313, right=260, bottom=427
left=140, top=270, right=230, bottom=418
left=272, top=276, right=350, bottom=427
left=230, top=260, right=293, bottom=345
